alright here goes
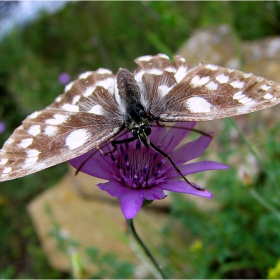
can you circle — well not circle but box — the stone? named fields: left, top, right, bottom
left=27, top=167, right=189, bottom=278
left=177, top=24, right=239, bottom=68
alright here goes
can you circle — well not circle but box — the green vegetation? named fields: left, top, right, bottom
left=0, top=1, right=280, bottom=278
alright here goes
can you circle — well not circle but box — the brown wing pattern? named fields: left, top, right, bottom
left=134, top=54, right=280, bottom=122
left=1, top=54, right=280, bottom=181
left=0, top=69, right=123, bottom=181
left=134, top=54, right=193, bottom=114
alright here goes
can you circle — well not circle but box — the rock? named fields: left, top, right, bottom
left=27, top=168, right=189, bottom=278
left=177, top=24, right=239, bottom=68
left=242, top=37, right=280, bottom=82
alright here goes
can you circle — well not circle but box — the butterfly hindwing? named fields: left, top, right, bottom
left=134, top=54, right=280, bottom=121
left=133, top=54, right=191, bottom=114
left=0, top=70, right=123, bottom=181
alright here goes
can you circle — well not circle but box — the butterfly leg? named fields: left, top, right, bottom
left=149, top=141, right=205, bottom=191
left=104, top=136, right=138, bottom=156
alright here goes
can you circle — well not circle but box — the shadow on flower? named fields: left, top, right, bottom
left=70, top=122, right=229, bottom=219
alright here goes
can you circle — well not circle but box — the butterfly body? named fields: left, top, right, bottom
left=117, top=68, right=153, bottom=147
left=1, top=53, right=280, bottom=181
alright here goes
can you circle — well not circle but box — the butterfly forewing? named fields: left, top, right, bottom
left=0, top=70, right=123, bottom=181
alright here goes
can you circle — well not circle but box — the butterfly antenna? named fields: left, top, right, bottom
left=153, top=121, right=213, bottom=138
left=149, top=141, right=205, bottom=191
left=75, top=149, right=99, bottom=176
left=75, top=128, right=127, bottom=175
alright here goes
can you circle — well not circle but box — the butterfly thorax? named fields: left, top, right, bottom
left=116, top=68, right=153, bottom=147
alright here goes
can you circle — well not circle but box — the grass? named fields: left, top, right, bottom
left=0, top=1, right=280, bottom=278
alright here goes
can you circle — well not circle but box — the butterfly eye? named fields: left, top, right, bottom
left=131, top=128, right=138, bottom=137
left=143, top=125, right=151, bottom=136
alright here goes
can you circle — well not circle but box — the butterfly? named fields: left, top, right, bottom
left=0, top=53, right=280, bottom=182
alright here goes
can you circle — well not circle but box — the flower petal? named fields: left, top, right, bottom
left=158, top=180, right=213, bottom=198
left=98, top=181, right=126, bottom=197
left=166, top=161, right=229, bottom=178
left=160, top=122, right=196, bottom=153
left=170, top=133, right=213, bottom=164
left=119, top=189, right=144, bottom=219
left=144, top=187, right=167, bottom=200
left=70, top=152, right=115, bottom=181
left=150, top=122, right=167, bottom=141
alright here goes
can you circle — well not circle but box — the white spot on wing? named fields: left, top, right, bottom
left=79, top=71, right=92, bottom=79
left=23, top=149, right=41, bottom=168
left=5, top=139, right=14, bottom=145
left=88, top=105, right=103, bottom=115
left=206, top=81, right=218, bottom=90
left=28, top=125, right=41, bottom=136
left=45, top=114, right=69, bottom=125
left=158, top=54, right=169, bottom=59
left=18, top=138, right=33, bottom=148
left=72, top=95, right=81, bottom=104
left=3, top=166, right=12, bottom=173
left=29, top=111, right=41, bottom=119
left=0, top=158, right=8, bottom=165
left=55, top=96, right=62, bottom=102
left=186, top=97, right=212, bottom=113
left=244, top=73, right=252, bottom=78
left=164, top=67, right=176, bottom=73
left=179, top=57, right=186, bottom=62
left=147, top=69, right=162, bottom=75
left=158, top=85, right=173, bottom=97
left=263, top=93, right=274, bottom=100
left=66, top=129, right=89, bottom=150
left=215, top=74, right=229, bottom=84
left=65, top=81, right=74, bottom=92
left=261, top=85, right=270, bottom=91
left=191, top=76, right=210, bottom=87
left=96, top=78, right=115, bottom=94
left=230, top=80, right=245, bottom=89
left=97, top=68, right=112, bottom=75
left=134, top=71, right=145, bottom=83
left=233, top=91, right=256, bottom=105
left=44, top=126, right=58, bottom=136
left=83, top=86, right=96, bottom=97
left=174, top=66, right=188, bottom=83
left=61, top=103, right=79, bottom=112
left=205, top=64, right=218, bottom=71
left=138, top=55, right=153, bottom=62
left=26, top=149, right=40, bottom=157
left=2, top=167, right=12, bottom=175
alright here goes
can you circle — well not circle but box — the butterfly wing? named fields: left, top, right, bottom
left=0, top=69, right=123, bottom=181
left=134, top=54, right=280, bottom=122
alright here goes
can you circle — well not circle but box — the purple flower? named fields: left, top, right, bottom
left=70, top=122, right=229, bottom=219
left=58, top=72, right=71, bottom=85
left=0, top=121, right=5, bottom=134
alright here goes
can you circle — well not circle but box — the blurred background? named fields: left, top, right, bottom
left=0, top=1, right=280, bottom=278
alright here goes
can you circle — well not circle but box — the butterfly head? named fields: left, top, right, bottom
left=125, top=102, right=152, bottom=147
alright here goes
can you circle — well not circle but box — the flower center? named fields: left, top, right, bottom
left=105, top=139, right=167, bottom=189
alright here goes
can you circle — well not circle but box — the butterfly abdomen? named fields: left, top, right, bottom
left=116, top=68, right=141, bottom=106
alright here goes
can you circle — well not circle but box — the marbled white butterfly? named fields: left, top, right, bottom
left=0, top=53, right=280, bottom=182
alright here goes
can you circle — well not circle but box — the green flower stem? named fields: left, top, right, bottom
left=250, top=188, right=280, bottom=220
left=126, top=218, right=168, bottom=279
